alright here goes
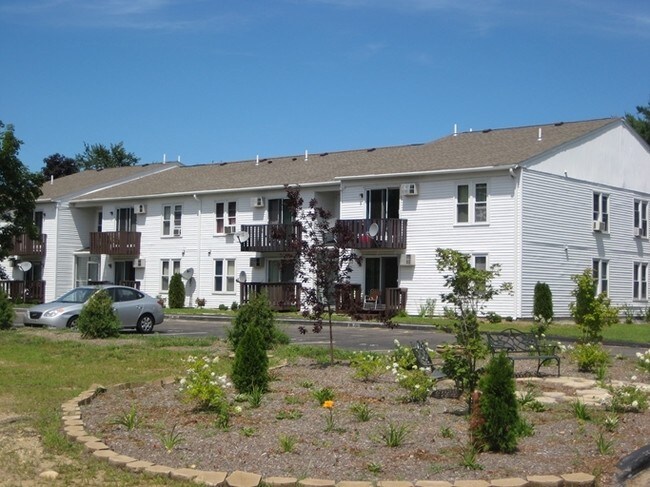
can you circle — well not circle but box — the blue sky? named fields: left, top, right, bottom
left=1, top=0, right=649, bottom=173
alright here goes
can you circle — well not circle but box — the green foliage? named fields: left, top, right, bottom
left=77, top=289, right=121, bottom=339
left=178, top=354, right=231, bottom=425
left=230, top=301, right=239, bottom=311
left=533, top=282, right=553, bottom=321
left=570, top=343, right=611, bottom=372
left=636, top=349, right=650, bottom=372
left=228, top=292, right=280, bottom=350
left=350, top=351, right=386, bottom=381
left=571, top=400, right=592, bottom=421
left=625, top=99, right=650, bottom=145
left=0, top=121, right=44, bottom=261
left=42, top=153, right=78, bottom=180
left=75, top=141, right=139, bottom=170
left=231, top=324, right=270, bottom=394
left=111, top=404, right=141, bottom=431
left=606, top=384, right=649, bottom=413
left=278, top=434, right=298, bottom=452
left=312, top=387, right=335, bottom=404
left=168, top=273, right=186, bottom=309
left=350, top=402, right=372, bottom=422
left=389, top=363, right=437, bottom=403
left=389, top=339, right=418, bottom=370
left=379, top=422, right=409, bottom=447
left=159, top=424, right=183, bottom=452
left=476, top=352, right=521, bottom=453
left=0, top=289, right=15, bottom=330
left=569, top=269, right=619, bottom=343
left=485, top=311, right=501, bottom=323
left=418, top=298, right=437, bottom=318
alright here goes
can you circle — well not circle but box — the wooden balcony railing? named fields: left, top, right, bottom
left=336, top=219, right=407, bottom=249
left=240, top=282, right=301, bottom=311
left=119, top=280, right=141, bottom=290
left=90, top=231, right=141, bottom=256
left=0, top=280, right=46, bottom=303
left=239, top=223, right=302, bottom=253
left=11, top=234, right=47, bottom=257
left=335, top=284, right=408, bottom=318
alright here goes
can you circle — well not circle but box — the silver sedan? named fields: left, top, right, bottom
left=23, top=285, right=164, bottom=333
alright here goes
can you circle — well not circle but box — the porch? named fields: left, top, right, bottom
left=0, top=280, right=46, bottom=303
left=239, top=223, right=302, bottom=253
left=239, top=282, right=301, bottom=312
left=11, top=234, right=47, bottom=257
left=336, top=219, right=407, bottom=249
left=335, top=284, right=408, bottom=318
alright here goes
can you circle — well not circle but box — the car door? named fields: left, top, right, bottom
left=109, top=288, right=142, bottom=327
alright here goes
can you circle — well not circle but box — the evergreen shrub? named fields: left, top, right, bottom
left=168, top=273, right=185, bottom=308
left=231, top=324, right=269, bottom=394
left=533, top=282, right=553, bottom=321
left=0, top=289, right=15, bottom=330
left=228, top=292, right=288, bottom=349
left=77, top=289, right=121, bottom=339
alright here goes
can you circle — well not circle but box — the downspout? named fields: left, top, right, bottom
left=511, top=166, right=522, bottom=319
left=193, top=194, right=201, bottom=307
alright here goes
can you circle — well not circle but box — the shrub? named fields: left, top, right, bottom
left=570, top=343, right=611, bottom=372
left=606, top=384, right=649, bottom=413
left=533, top=282, right=553, bottom=321
left=350, top=351, right=386, bottom=382
left=77, top=289, right=121, bottom=339
left=228, top=293, right=286, bottom=350
left=475, top=352, right=521, bottom=453
left=168, top=273, right=185, bottom=308
left=230, top=301, right=239, bottom=311
left=485, top=311, right=501, bottom=323
left=389, top=339, right=417, bottom=370
left=231, top=324, right=269, bottom=394
left=178, top=354, right=231, bottom=425
left=390, top=365, right=437, bottom=403
left=0, top=289, right=15, bottom=330
left=636, top=349, right=650, bottom=372
left=569, top=269, right=619, bottom=343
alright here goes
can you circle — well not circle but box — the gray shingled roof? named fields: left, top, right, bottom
left=71, top=118, right=619, bottom=202
left=38, top=163, right=180, bottom=202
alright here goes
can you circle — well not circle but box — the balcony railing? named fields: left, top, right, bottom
left=239, top=223, right=302, bottom=253
left=0, top=280, right=46, bottom=303
left=11, top=234, right=47, bottom=257
left=119, top=280, right=141, bottom=290
left=240, top=282, right=301, bottom=311
left=90, top=231, right=141, bottom=256
left=335, top=284, right=408, bottom=318
left=336, top=219, right=407, bottom=249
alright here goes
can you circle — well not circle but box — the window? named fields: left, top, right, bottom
left=634, top=200, right=648, bottom=238
left=268, top=198, right=293, bottom=224
left=214, top=259, right=235, bottom=292
left=366, top=188, right=400, bottom=219
left=216, top=201, right=237, bottom=233
left=116, top=207, right=136, bottom=232
left=472, top=254, right=487, bottom=271
left=634, top=262, right=648, bottom=300
left=162, top=204, right=182, bottom=236
left=593, top=259, right=608, bottom=295
left=97, top=211, right=103, bottom=233
left=456, top=183, right=488, bottom=224
left=593, top=192, right=609, bottom=232
left=161, top=259, right=181, bottom=291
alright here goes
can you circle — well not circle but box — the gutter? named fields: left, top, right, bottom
left=335, top=164, right=519, bottom=182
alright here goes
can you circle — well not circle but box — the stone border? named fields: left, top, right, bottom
left=60, top=380, right=602, bottom=487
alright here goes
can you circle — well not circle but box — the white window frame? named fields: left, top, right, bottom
left=593, top=192, right=609, bottom=232
left=634, top=199, right=648, bottom=238
left=161, top=259, right=181, bottom=292
left=214, top=258, right=236, bottom=293
left=162, top=204, right=183, bottom=237
left=456, top=182, right=488, bottom=224
left=593, top=259, right=609, bottom=295
left=215, top=201, right=237, bottom=234
left=471, top=254, right=488, bottom=271
left=634, top=262, right=648, bottom=301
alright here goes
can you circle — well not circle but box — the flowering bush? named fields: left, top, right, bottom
left=389, top=362, right=436, bottom=403
left=350, top=351, right=386, bottom=381
left=178, top=355, right=232, bottom=425
left=605, top=384, right=649, bottom=413
left=570, top=342, right=611, bottom=372
left=389, top=339, right=417, bottom=370
left=636, top=349, right=650, bottom=373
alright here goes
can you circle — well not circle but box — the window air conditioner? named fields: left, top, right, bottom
left=400, top=254, right=416, bottom=266
left=224, top=225, right=237, bottom=234
left=133, top=258, right=146, bottom=268
left=133, top=204, right=147, bottom=214
left=400, top=183, right=418, bottom=196
left=634, top=227, right=643, bottom=237
left=249, top=257, right=265, bottom=267
left=173, top=228, right=182, bottom=237
left=251, top=197, right=265, bottom=208
left=593, top=221, right=603, bottom=232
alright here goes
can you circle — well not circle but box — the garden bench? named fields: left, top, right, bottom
left=410, top=340, right=447, bottom=379
left=485, top=328, right=561, bottom=377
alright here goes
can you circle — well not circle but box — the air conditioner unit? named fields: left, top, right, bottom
left=224, top=225, right=237, bottom=234
left=593, top=221, right=603, bottom=232
left=400, top=183, right=418, bottom=196
left=400, top=254, right=416, bottom=266
left=173, top=228, right=182, bottom=237
left=251, top=196, right=265, bottom=208
left=133, top=204, right=147, bottom=214
left=133, top=258, right=146, bottom=268
left=249, top=257, right=265, bottom=267
left=634, top=227, right=643, bottom=237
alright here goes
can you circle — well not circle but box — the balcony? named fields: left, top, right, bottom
left=11, top=234, right=47, bottom=257
left=335, top=283, right=407, bottom=318
left=240, top=282, right=301, bottom=311
left=336, top=219, right=407, bottom=249
left=0, top=280, right=46, bottom=303
left=239, top=223, right=302, bottom=253
left=90, top=231, right=141, bottom=256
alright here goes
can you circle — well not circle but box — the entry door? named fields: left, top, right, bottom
left=268, top=199, right=292, bottom=224
left=268, top=259, right=295, bottom=283
left=365, top=257, right=399, bottom=298
left=114, top=260, right=135, bottom=285
left=75, top=255, right=99, bottom=287
left=116, top=207, right=136, bottom=232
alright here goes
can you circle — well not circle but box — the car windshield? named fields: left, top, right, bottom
left=56, top=288, right=97, bottom=304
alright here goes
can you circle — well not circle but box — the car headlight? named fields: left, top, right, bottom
left=43, top=308, right=66, bottom=318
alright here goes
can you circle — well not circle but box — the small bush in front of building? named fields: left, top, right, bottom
left=231, top=301, right=238, bottom=311
left=168, top=273, right=185, bottom=308
left=0, top=289, right=15, bottom=330
left=77, top=289, right=121, bottom=339
left=228, top=293, right=287, bottom=350
left=571, top=342, right=611, bottom=372
left=231, top=323, right=269, bottom=394
left=533, top=281, right=553, bottom=322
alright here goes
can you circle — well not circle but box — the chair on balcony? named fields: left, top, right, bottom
left=363, top=289, right=383, bottom=311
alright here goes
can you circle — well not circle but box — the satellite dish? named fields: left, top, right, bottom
left=17, top=261, right=32, bottom=272
left=237, top=271, right=247, bottom=283
left=184, top=276, right=196, bottom=295
left=235, top=231, right=250, bottom=243
left=181, top=268, right=194, bottom=279
left=368, top=223, right=379, bottom=237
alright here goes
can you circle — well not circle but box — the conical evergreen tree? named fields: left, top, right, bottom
left=231, top=324, right=269, bottom=394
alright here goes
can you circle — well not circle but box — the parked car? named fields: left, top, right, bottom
left=23, top=285, right=164, bottom=333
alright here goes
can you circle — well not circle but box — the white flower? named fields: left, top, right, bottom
left=234, top=406, right=242, bottom=413
left=631, top=375, right=637, bottom=381
left=632, top=400, right=639, bottom=408
left=394, top=339, right=400, bottom=346
left=179, top=378, right=186, bottom=385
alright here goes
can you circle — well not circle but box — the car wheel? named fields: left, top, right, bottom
left=67, top=316, right=79, bottom=329
left=136, top=314, right=155, bottom=334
